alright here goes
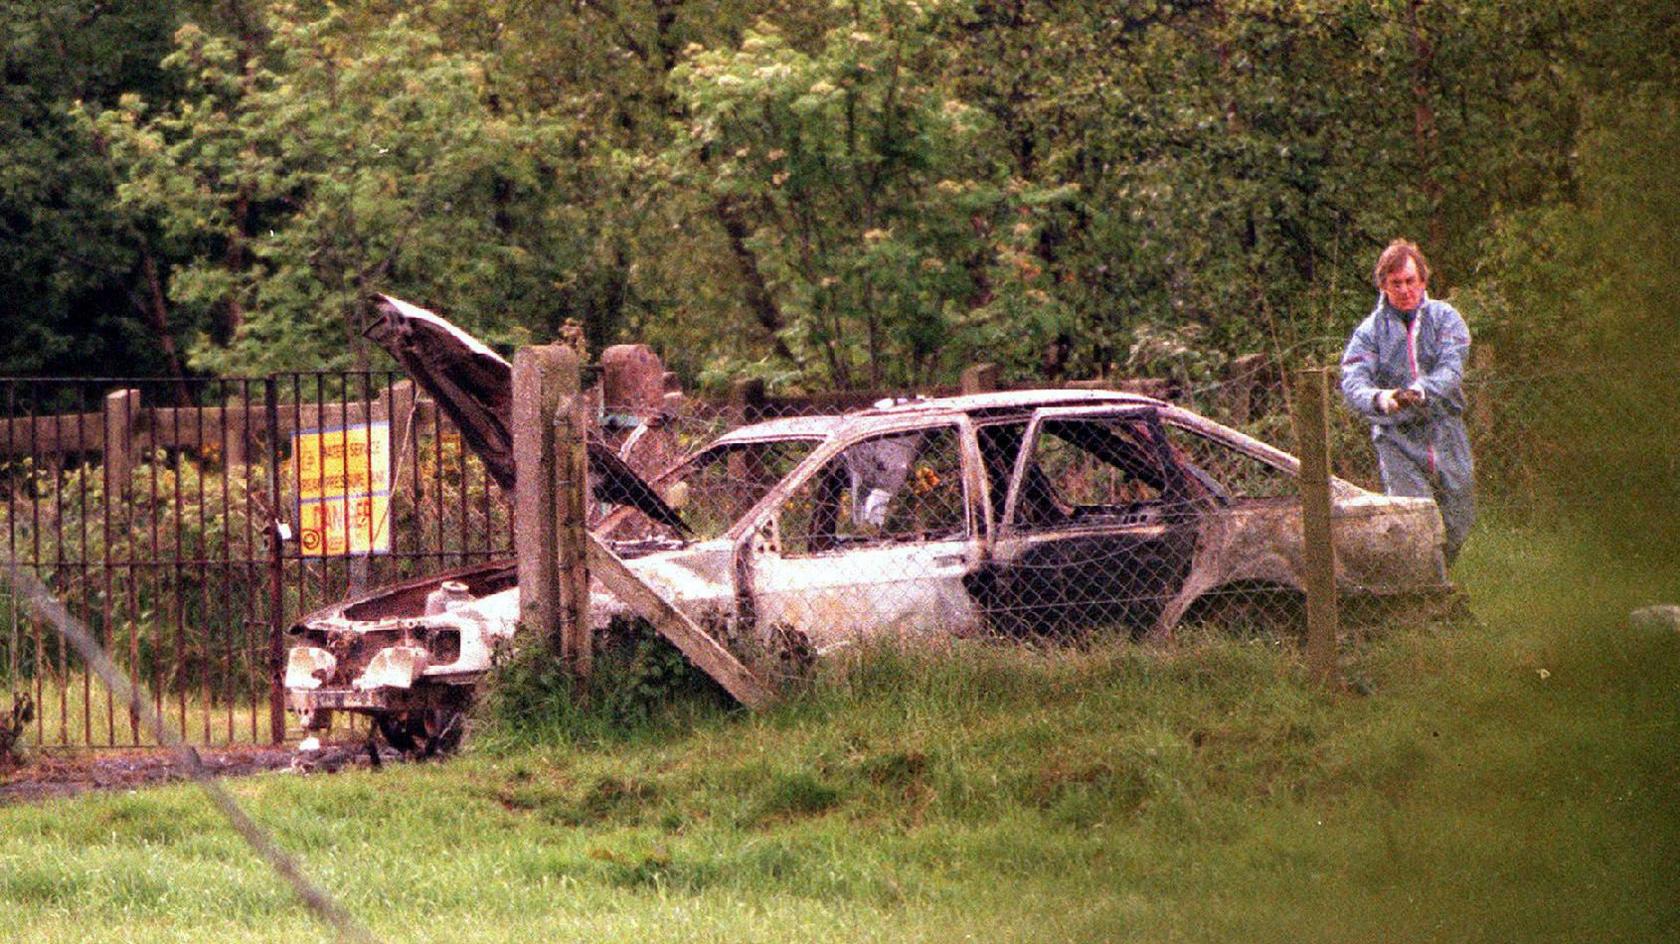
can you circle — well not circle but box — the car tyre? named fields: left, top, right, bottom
left=375, top=708, right=465, bottom=758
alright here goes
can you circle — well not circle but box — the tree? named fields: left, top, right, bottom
left=15, top=0, right=1677, bottom=397
left=664, top=0, right=1077, bottom=389
left=84, top=6, right=589, bottom=374
left=0, top=0, right=185, bottom=377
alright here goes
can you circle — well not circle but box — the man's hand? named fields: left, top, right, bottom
left=1375, top=388, right=1425, bottom=414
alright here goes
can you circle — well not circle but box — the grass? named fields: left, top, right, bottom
left=1, top=521, right=1677, bottom=942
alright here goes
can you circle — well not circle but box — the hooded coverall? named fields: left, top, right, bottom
left=1340, top=295, right=1475, bottom=561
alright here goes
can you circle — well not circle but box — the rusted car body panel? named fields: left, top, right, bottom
left=286, top=300, right=1451, bottom=747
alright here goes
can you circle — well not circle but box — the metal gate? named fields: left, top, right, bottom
left=0, top=373, right=512, bottom=749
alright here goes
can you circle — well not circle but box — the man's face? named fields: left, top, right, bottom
left=1382, top=258, right=1426, bottom=312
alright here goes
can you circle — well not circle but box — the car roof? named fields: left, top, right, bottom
left=715, top=389, right=1167, bottom=445
left=860, top=388, right=1163, bottom=417
left=706, top=389, right=1374, bottom=498
left=710, top=414, right=847, bottom=445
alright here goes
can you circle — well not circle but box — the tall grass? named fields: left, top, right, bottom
left=1, top=521, right=1675, bottom=943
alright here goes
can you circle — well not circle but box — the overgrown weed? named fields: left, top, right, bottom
left=473, top=616, right=738, bottom=752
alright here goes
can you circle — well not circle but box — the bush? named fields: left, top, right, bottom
left=475, top=617, right=737, bottom=749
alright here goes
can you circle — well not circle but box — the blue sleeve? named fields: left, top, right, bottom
left=1339, top=317, right=1390, bottom=424
left=1415, top=304, right=1470, bottom=405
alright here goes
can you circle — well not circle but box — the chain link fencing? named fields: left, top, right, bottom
left=596, top=346, right=1670, bottom=687
left=3, top=346, right=1668, bottom=748
left=603, top=388, right=1324, bottom=671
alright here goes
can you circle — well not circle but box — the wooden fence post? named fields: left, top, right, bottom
left=585, top=534, right=773, bottom=709
left=1222, top=353, right=1268, bottom=425
left=102, top=388, right=140, bottom=493
left=961, top=362, right=999, bottom=395
left=729, top=378, right=770, bottom=493
left=1470, top=345, right=1494, bottom=442
left=732, top=377, right=767, bottom=425
left=1292, top=367, right=1340, bottom=688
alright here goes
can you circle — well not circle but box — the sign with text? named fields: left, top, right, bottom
left=293, top=422, right=391, bottom=556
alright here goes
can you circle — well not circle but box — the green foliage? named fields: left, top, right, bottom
left=0, top=450, right=271, bottom=689
left=476, top=616, right=735, bottom=749
left=664, top=1, right=1078, bottom=388
left=1458, top=84, right=1680, bottom=547
left=0, top=0, right=185, bottom=375
left=81, top=6, right=587, bottom=374
left=9, top=0, right=1677, bottom=414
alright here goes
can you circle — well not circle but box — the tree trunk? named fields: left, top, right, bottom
left=138, top=253, right=193, bottom=407
left=713, top=197, right=797, bottom=363
left=1407, top=0, right=1445, bottom=251
left=221, top=190, right=249, bottom=342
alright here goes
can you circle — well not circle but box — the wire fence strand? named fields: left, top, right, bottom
left=0, top=556, right=382, bottom=944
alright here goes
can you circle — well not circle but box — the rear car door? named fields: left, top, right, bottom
left=973, top=406, right=1202, bottom=636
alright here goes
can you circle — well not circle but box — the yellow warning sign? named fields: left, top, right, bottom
left=295, top=422, right=390, bottom=501
left=294, top=422, right=391, bottom=556
left=297, top=494, right=391, bottom=556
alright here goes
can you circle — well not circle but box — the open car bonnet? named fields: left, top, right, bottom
left=365, top=295, right=683, bottom=531
left=366, top=295, right=517, bottom=490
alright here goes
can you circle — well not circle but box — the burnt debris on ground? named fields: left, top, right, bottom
left=0, top=741, right=398, bottom=805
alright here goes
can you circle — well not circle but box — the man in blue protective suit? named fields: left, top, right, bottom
left=1340, top=239, right=1475, bottom=562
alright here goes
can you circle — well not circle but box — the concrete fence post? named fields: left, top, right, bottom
left=600, top=344, right=682, bottom=479
left=512, top=345, right=577, bottom=663
left=1292, top=367, right=1340, bottom=688
left=961, top=363, right=999, bottom=395
left=554, top=393, right=592, bottom=678
left=600, top=344, right=666, bottom=418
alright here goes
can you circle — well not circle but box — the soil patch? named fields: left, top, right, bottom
left=0, top=742, right=383, bottom=804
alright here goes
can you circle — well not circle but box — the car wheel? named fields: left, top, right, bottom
left=375, top=709, right=464, bottom=758
left=1182, top=584, right=1306, bottom=642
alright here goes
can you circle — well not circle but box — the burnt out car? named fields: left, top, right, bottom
left=285, top=298, right=1452, bottom=752
left=583, top=390, right=1452, bottom=648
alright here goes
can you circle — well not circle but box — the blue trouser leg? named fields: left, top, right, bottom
left=1374, top=423, right=1475, bottom=563
left=1435, top=483, right=1475, bottom=563
left=1374, top=434, right=1432, bottom=497
left=1433, top=420, right=1476, bottom=563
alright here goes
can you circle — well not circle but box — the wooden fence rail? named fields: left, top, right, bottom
left=0, top=383, right=429, bottom=473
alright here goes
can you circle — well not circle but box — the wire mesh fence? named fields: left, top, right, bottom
left=1177, top=346, right=1673, bottom=536
left=597, top=382, right=1384, bottom=685
left=2, top=346, right=1668, bottom=749
left=596, top=347, right=1665, bottom=685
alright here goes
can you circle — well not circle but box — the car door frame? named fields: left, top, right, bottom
left=980, top=404, right=1204, bottom=636
left=728, top=414, right=990, bottom=649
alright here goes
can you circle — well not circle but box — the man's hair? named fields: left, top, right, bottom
left=1373, top=238, right=1430, bottom=289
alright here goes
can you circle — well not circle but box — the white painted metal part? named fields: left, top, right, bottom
left=354, top=646, right=431, bottom=690
left=283, top=646, right=336, bottom=690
